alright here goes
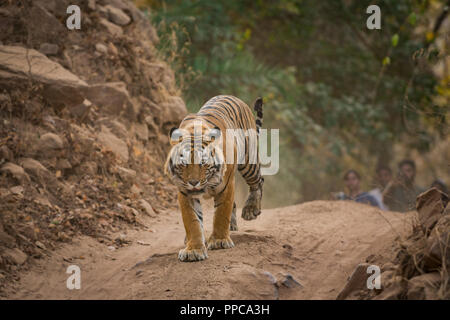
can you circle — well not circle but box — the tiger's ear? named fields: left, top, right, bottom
left=169, top=127, right=183, bottom=145
left=206, top=126, right=221, bottom=142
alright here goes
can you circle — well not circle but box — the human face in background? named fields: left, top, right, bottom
left=399, top=164, right=415, bottom=184
left=377, top=169, right=392, bottom=188
left=345, top=172, right=360, bottom=194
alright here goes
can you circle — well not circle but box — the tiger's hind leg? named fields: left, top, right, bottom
left=239, top=164, right=264, bottom=221
left=230, top=202, right=238, bottom=231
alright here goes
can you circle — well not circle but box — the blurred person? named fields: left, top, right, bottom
left=368, top=165, right=392, bottom=210
left=383, top=159, right=425, bottom=212
left=430, top=179, right=448, bottom=195
left=342, top=169, right=379, bottom=207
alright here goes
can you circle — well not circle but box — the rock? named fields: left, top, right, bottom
left=78, top=161, right=98, bottom=176
left=69, top=99, right=92, bottom=119
left=0, top=145, right=13, bottom=162
left=98, top=126, right=129, bottom=162
left=19, top=158, right=50, bottom=178
left=138, top=199, right=156, bottom=217
left=87, top=0, right=96, bottom=11
left=276, top=273, right=303, bottom=289
left=0, top=46, right=87, bottom=107
left=34, top=195, right=53, bottom=208
left=130, top=184, right=142, bottom=195
left=336, top=263, right=372, bottom=300
left=139, top=60, right=176, bottom=94
left=95, top=43, right=108, bottom=54
left=161, top=96, right=188, bottom=125
left=56, top=159, right=72, bottom=170
left=226, top=266, right=279, bottom=299
left=39, top=43, right=59, bottom=55
left=104, top=5, right=131, bottom=26
left=27, top=4, right=65, bottom=46
left=35, top=241, right=46, bottom=250
left=134, top=123, right=149, bottom=141
left=0, top=162, right=30, bottom=183
left=17, top=223, right=37, bottom=241
left=416, top=188, right=448, bottom=233
left=115, top=233, right=132, bottom=245
left=39, top=133, right=64, bottom=150
left=10, top=186, right=24, bottom=195
left=115, top=166, right=136, bottom=182
left=407, top=272, right=441, bottom=300
left=0, top=93, right=12, bottom=111
left=99, top=18, right=123, bottom=37
left=98, top=119, right=128, bottom=140
left=373, top=283, right=403, bottom=300
left=137, top=240, right=150, bottom=246
left=86, top=82, right=131, bottom=115
left=3, top=248, right=28, bottom=265
left=0, top=231, right=16, bottom=248
left=423, top=215, right=450, bottom=270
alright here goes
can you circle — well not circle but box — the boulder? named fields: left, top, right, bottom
left=336, top=263, right=372, bottom=300
left=134, top=123, right=149, bottom=141
left=39, top=43, right=59, bottom=56
left=87, top=0, right=96, bottom=11
left=276, top=273, right=303, bottom=289
left=104, top=5, right=131, bottom=26
left=19, top=158, right=50, bottom=180
left=0, top=145, right=13, bottom=162
left=99, top=18, right=123, bottom=37
left=39, top=133, right=64, bottom=151
left=0, top=231, right=16, bottom=248
left=116, top=166, right=136, bottom=183
left=160, top=96, right=188, bottom=126
left=77, top=161, right=98, bottom=176
left=0, top=45, right=87, bottom=107
left=3, top=248, right=28, bottom=265
left=95, top=43, right=108, bottom=54
left=69, top=99, right=92, bottom=120
left=0, top=162, right=30, bottom=183
left=373, top=282, right=403, bottom=300
left=407, top=272, right=441, bottom=300
left=226, top=266, right=279, bottom=300
left=27, top=3, right=65, bottom=46
left=85, top=82, right=131, bottom=115
left=137, top=199, right=156, bottom=217
left=98, top=126, right=129, bottom=162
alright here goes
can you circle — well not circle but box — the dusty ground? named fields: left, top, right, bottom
left=3, top=200, right=414, bottom=300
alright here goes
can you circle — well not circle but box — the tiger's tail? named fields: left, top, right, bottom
left=254, top=97, right=263, bottom=134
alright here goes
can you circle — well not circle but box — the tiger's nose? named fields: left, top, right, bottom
left=189, top=179, right=199, bottom=187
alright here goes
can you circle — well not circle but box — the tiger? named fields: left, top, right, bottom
left=164, top=95, right=264, bottom=262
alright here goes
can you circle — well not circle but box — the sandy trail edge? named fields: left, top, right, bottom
left=4, top=200, right=414, bottom=299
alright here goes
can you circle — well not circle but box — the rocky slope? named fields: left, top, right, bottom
left=0, top=0, right=185, bottom=291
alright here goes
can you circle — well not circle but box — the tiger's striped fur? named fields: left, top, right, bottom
left=164, top=95, right=264, bottom=262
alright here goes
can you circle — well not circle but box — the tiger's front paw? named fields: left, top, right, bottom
left=207, top=235, right=234, bottom=250
left=178, top=246, right=208, bottom=262
left=241, top=202, right=261, bottom=220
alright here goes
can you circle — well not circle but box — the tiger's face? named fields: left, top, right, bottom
left=164, top=122, right=225, bottom=195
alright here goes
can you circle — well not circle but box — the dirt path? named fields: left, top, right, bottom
left=5, top=200, right=414, bottom=299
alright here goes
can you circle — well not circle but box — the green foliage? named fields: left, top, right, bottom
left=140, top=0, right=448, bottom=206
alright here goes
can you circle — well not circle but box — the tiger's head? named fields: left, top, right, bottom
left=164, top=121, right=225, bottom=195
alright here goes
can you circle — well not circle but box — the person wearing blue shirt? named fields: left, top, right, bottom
left=343, top=169, right=380, bottom=208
